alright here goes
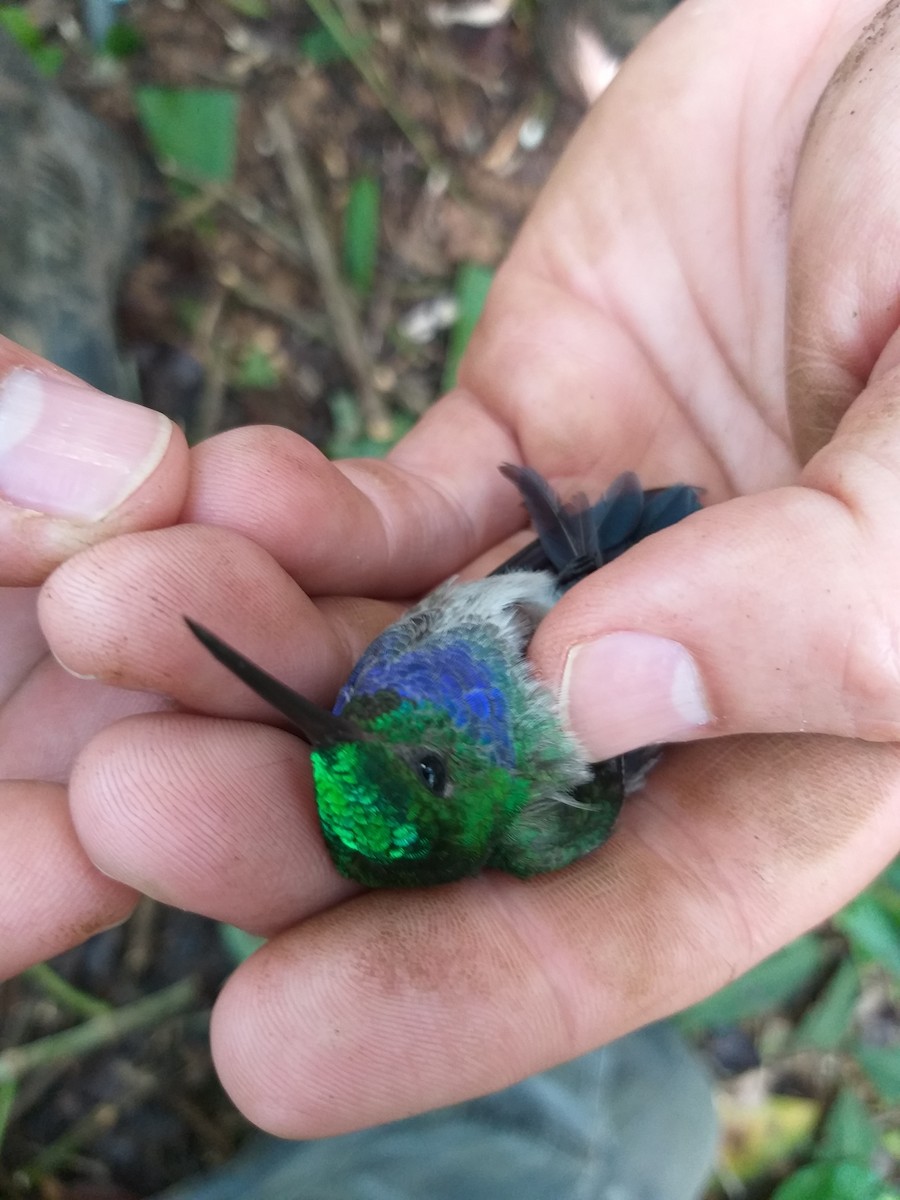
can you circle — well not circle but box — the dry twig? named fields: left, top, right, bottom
left=266, top=105, right=392, bottom=440
left=193, top=286, right=229, bottom=442
left=0, top=978, right=201, bottom=1086
left=160, top=164, right=309, bottom=267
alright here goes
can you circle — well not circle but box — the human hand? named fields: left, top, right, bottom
left=0, top=338, right=190, bottom=976
left=31, top=0, right=900, bottom=1136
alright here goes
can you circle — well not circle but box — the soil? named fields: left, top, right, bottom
left=79, top=0, right=587, bottom=449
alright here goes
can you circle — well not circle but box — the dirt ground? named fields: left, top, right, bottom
left=92, top=0, right=586, bottom=450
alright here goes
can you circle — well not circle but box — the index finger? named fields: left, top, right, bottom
left=179, top=389, right=523, bottom=600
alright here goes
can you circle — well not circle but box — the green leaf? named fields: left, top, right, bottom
left=835, top=894, right=900, bottom=978
left=0, top=6, right=62, bottom=73
left=868, top=858, right=900, bottom=928
left=678, top=935, right=827, bottom=1033
left=343, top=174, right=380, bottom=296
left=877, top=856, right=900, bottom=891
left=326, top=389, right=413, bottom=459
left=103, top=21, right=144, bottom=58
left=854, top=1044, right=900, bottom=1102
left=135, top=87, right=239, bottom=182
left=0, top=1078, right=15, bottom=1150
left=442, top=263, right=494, bottom=392
left=815, top=1089, right=879, bottom=1164
left=300, top=23, right=370, bottom=67
left=174, top=297, right=204, bottom=335
left=24, top=963, right=111, bottom=1019
left=771, top=1161, right=892, bottom=1200
left=792, top=959, right=859, bottom=1051
left=300, top=25, right=342, bottom=64
left=0, top=5, right=43, bottom=51
left=232, top=345, right=280, bottom=390
left=218, top=924, right=265, bottom=963
left=222, top=0, right=270, bottom=15
left=30, top=41, right=63, bottom=75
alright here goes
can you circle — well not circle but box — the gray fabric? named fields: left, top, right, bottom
left=159, top=1024, right=717, bottom=1200
left=0, top=30, right=139, bottom=398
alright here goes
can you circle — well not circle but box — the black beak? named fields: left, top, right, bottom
left=184, top=618, right=364, bottom=747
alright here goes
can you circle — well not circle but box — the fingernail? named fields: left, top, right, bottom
left=0, top=369, right=171, bottom=520
left=560, top=632, right=710, bottom=758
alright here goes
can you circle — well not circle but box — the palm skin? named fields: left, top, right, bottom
left=4, top=0, right=900, bottom=1138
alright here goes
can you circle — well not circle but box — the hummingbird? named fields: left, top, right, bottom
left=186, top=465, right=701, bottom=887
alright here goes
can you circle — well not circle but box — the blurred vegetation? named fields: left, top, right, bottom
left=681, top=859, right=900, bottom=1198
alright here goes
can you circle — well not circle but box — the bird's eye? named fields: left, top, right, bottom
left=414, top=752, right=448, bottom=797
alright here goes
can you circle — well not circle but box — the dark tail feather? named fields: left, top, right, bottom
left=602, top=482, right=704, bottom=564
left=591, top=471, right=644, bottom=548
left=498, top=463, right=599, bottom=575
left=637, top=484, right=704, bottom=538
left=494, top=465, right=703, bottom=586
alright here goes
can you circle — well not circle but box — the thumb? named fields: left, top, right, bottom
left=0, top=336, right=189, bottom=585
left=528, top=369, right=900, bottom=757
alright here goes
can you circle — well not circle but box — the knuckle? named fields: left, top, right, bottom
left=840, top=597, right=900, bottom=740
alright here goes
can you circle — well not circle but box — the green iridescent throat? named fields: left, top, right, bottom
left=311, top=695, right=533, bottom=887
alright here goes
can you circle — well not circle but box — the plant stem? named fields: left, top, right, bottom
left=23, top=1067, right=159, bottom=1180
left=0, top=1078, right=16, bottom=1151
left=24, top=963, right=112, bottom=1020
left=0, top=977, right=201, bottom=1086
left=305, top=0, right=444, bottom=174
left=266, top=104, right=392, bottom=439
